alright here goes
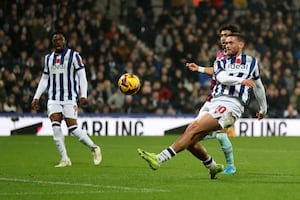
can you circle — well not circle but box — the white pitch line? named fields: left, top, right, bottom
left=0, top=177, right=169, bottom=193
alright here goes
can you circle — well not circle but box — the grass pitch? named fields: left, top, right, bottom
left=0, top=136, right=299, bottom=200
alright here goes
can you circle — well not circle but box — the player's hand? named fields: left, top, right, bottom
left=31, top=99, right=39, bottom=110
left=79, top=97, right=88, bottom=106
left=186, top=63, right=199, bottom=72
left=241, top=79, right=256, bottom=88
left=256, top=112, right=264, bottom=120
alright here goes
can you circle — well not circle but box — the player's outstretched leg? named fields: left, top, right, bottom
left=137, top=146, right=177, bottom=170
left=137, top=148, right=160, bottom=170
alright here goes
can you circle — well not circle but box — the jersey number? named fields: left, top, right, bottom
left=214, top=105, right=227, bottom=114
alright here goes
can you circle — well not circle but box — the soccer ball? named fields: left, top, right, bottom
left=118, top=73, right=141, bottom=95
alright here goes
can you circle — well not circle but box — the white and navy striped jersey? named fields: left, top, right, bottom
left=212, top=54, right=260, bottom=106
left=43, top=48, right=86, bottom=101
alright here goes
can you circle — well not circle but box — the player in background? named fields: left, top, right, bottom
left=138, top=32, right=267, bottom=179
left=185, top=24, right=240, bottom=174
left=31, top=31, right=102, bottom=167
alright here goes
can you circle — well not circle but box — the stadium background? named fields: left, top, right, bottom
left=1, top=3, right=300, bottom=200
left=1, top=0, right=300, bottom=119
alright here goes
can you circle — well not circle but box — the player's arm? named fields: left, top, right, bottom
left=77, top=68, right=88, bottom=105
left=74, top=52, right=88, bottom=106
left=214, top=60, right=256, bottom=87
left=252, top=58, right=267, bottom=119
left=186, top=63, right=213, bottom=75
left=216, top=71, right=256, bottom=87
left=32, top=73, right=49, bottom=110
left=253, top=78, right=267, bottom=119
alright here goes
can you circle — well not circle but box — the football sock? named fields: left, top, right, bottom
left=157, top=146, right=176, bottom=163
left=202, top=156, right=216, bottom=170
left=52, top=122, right=69, bottom=161
left=203, top=131, right=217, bottom=140
left=69, top=125, right=96, bottom=149
left=216, top=133, right=234, bottom=166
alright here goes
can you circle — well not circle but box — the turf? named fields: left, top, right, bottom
left=0, top=136, right=299, bottom=200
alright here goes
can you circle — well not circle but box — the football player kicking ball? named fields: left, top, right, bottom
left=185, top=24, right=240, bottom=175
left=138, top=32, right=267, bottom=179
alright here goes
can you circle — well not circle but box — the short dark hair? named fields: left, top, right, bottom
left=227, top=32, right=246, bottom=42
left=219, top=24, right=240, bottom=34
left=51, top=30, right=67, bottom=40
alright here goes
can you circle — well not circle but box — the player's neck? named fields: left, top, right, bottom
left=54, top=47, right=67, bottom=54
left=231, top=52, right=242, bottom=58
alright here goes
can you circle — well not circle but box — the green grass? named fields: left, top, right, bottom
left=0, top=136, right=299, bottom=200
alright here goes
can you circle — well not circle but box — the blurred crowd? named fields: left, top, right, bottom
left=1, top=0, right=300, bottom=118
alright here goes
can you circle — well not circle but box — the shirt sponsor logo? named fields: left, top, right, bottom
left=51, top=64, right=66, bottom=73
left=226, top=63, right=249, bottom=73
